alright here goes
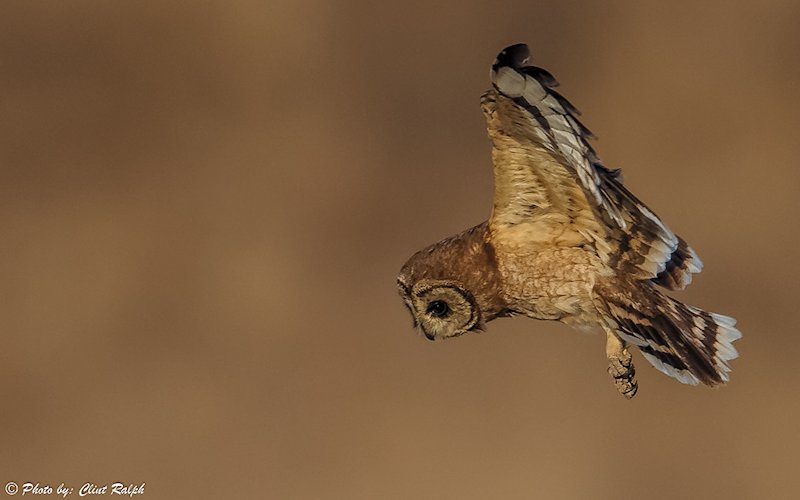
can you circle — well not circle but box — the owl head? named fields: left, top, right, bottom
left=397, top=222, right=507, bottom=341
left=397, top=277, right=482, bottom=340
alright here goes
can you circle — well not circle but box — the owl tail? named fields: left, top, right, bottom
left=598, top=285, right=742, bottom=386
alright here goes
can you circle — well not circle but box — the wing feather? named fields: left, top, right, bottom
left=491, top=44, right=620, bottom=225
left=486, top=43, right=701, bottom=288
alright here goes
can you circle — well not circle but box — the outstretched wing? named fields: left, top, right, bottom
left=485, top=43, right=701, bottom=289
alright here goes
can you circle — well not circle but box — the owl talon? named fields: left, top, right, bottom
left=613, top=376, right=638, bottom=399
left=606, top=332, right=638, bottom=399
left=608, top=351, right=634, bottom=378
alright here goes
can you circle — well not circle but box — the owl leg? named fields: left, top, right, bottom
left=605, top=330, right=638, bottom=399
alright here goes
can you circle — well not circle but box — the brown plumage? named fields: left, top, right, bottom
left=397, top=43, right=741, bottom=398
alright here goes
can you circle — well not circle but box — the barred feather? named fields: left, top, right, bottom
left=598, top=282, right=741, bottom=386
left=490, top=43, right=704, bottom=288
left=491, top=43, right=624, bottom=226
left=653, top=236, right=703, bottom=290
left=601, top=176, right=702, bottom=287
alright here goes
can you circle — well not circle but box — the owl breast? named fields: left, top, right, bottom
left=493, top=243, right=609, bottom=328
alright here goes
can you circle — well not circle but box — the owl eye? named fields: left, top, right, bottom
left=426, top=300, right=450, bottom=318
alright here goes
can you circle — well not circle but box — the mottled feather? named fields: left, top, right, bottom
left=488, top=43, right=702, bottom=288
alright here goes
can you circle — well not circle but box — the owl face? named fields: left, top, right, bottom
left=396, top=222, right=506, bottom=340
left=398, top=278, right=481, bottom=341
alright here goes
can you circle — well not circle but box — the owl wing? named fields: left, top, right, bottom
left=485, top=44, right=701, bottom=289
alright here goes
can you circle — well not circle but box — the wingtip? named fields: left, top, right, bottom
left=493, top=43, right=530, bottom=70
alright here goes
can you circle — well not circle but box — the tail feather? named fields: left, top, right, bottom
left=599, top=284, right=741, bottom=386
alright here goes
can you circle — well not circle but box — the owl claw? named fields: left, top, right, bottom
left=608, top=350, right=634, bottom=377
left=606, top=332, right=638, bottom=399
left=612, top=375, right=638, bottom=399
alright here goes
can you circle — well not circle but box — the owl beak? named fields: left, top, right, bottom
left=419, top=325, right=436, bottom=341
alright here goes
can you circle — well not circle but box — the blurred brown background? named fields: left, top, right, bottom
left=1, top=1, right=798, bottom=499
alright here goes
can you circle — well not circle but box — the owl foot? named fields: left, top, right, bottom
left=606, top=332, right=638, bottom=399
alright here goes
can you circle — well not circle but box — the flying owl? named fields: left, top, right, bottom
left=397, top=43, right=741, bottom=398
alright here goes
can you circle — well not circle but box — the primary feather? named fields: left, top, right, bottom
left=489, top=43, right=702, bottom=290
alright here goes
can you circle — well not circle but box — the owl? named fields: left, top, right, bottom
left=397, top=43, right=741, bottom=398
